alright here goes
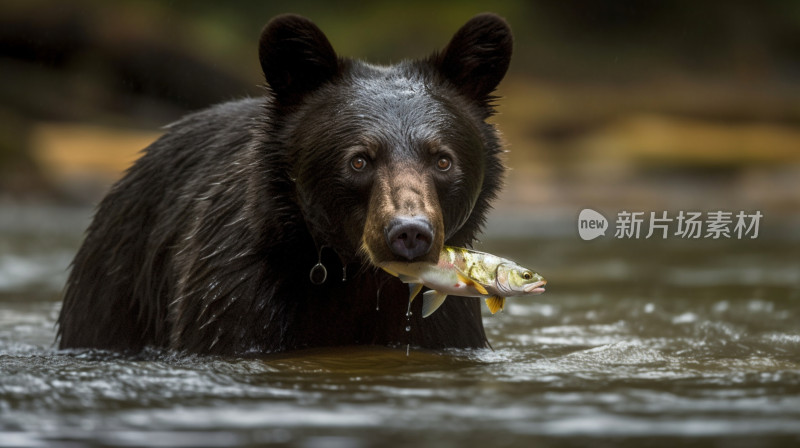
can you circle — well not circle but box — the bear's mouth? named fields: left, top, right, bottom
left=361, top=233, right=442, bottom=267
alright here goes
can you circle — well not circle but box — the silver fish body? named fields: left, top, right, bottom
left=381, top=246, right=546, bottom=317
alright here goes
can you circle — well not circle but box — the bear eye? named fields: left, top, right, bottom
left=522, top=271, right=533, bottom=280
left=350, top=156, right=367, bottom=171
left=436, top=157, right=452, bottom=172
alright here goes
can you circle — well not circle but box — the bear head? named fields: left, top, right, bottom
left=258, top=13, right=512, bottom=266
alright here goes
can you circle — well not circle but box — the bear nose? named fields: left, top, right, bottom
left=385, top=216, right=434, bottom=261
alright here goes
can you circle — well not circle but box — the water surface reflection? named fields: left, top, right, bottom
left=1, top=205, right=799, bottom=447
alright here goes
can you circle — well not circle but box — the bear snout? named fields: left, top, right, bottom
left=361, top=167, right=444, bottom=266
left=384, top=216, right=434, bottom=261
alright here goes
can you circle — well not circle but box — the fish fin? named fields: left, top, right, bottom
left=422, top=290, right=448, bottom=318
left=485, top=295, right=506, bottom=314
left=455, top=271, right=488, bottom=295
left=408, top=283, right=424, bottom=302
left=382, top=268, right=422, bottom=287
left=395, top=273, right=420, bottom=284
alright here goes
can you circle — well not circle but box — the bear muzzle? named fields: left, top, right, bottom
left=384, top=216, right=434, bottom=261
left=361, top=167, right=444, bottom=265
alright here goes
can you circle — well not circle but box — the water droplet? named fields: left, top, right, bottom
left=405, top=325, right=411, bottom=332
left=406, top=311, right=412, bottom=317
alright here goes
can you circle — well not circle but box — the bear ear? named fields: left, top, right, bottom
left=259, top=14, right=340, bottom=106
left=432, top=13, right=513, bottom=104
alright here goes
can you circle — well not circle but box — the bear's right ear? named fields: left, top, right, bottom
left=432, top=13, right=512, bottom=105
left=259, top=14, right=340, bottom=107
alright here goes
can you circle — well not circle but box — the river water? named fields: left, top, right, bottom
left=1, top=204, right=799, bottom=447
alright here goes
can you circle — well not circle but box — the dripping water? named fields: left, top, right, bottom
left=375, top=277, right=392, bottom=311
left=405, top=300, right=413, bottom=356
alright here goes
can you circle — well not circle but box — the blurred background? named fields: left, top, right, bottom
left=2, top=0, right=799, bottom=217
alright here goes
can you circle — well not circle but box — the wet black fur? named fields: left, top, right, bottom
left=57, top=13, right=512, bottom=355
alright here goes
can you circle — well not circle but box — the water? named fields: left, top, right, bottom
left=1, top=204, right=800, bottom=447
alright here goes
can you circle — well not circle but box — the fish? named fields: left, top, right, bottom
left=380, top=246, right=547, bottom=318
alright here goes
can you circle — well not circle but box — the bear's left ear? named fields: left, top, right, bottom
left=431, top=13, right=513, bottom=104
left=259, top=14, right=340, bottom=107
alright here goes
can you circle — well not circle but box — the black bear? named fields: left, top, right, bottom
left=57, top=13, right=512, bottom=355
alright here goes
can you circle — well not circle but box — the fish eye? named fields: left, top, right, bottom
left=522, top=271, right=533, bottom=280
left=436, top=157, right=452, bottom=172
left=351, top=156, right=367, bottom=171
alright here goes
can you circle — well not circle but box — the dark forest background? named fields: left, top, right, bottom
left=1, top=1, right=799, bottom=219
